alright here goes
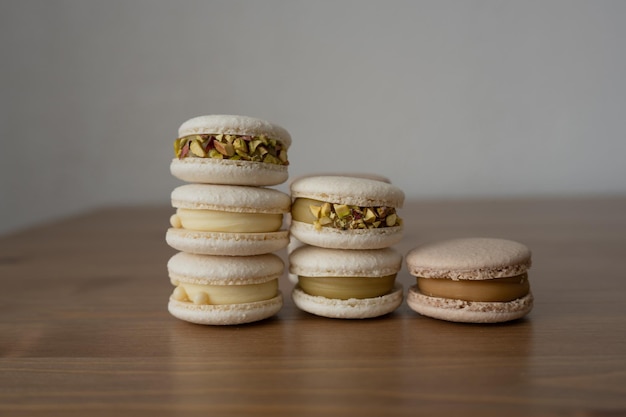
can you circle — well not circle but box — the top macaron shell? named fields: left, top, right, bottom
left=171, top=115, right=291, bottom=186
left=171, top=183, right=291, bottom=214
left=168, top=252, right=285, bottom=286
left=406, top=238, right=532, bottom=280
left=178, top=115, right=292, bottom=149
left=291, top=176, right=404, bottom=208
left=289, top=245, right=403, bottom=278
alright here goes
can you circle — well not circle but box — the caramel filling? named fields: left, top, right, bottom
left=171, top=279, right=278, bottom=305
left=291, top=198, right=400, bottom=230
left=173, top=208, right=283, bottom=233
left=416, top=274, right=530, bottom=302
left=298, top=275, right=396, bottom=300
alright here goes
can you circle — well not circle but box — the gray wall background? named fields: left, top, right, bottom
left=1, top=0, right=625, bottom=235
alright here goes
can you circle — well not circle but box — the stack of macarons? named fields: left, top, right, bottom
left=288, top=175, right=406, bottom=319
left=165, top=115, right=292, bottom=325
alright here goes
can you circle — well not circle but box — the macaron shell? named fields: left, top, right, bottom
left=290, top=176, right=404, bottom=208
left=289, top=245, right=402, bottom=277
left=178, top=115, right=292, bottom=149
left=171, top=184, right=291, bottom=213
left=170, top=157, right=288, bottom=186
left=168, top=292, right=283, bottom=325
left=292, top=284, right=403, bottom=319
left=168, top=252, right=284, bottom=285
left=289, top=220, right=403, bottom=250
left=407, top=285, right=533, bottom=323
left=166, top=228, right=289, bottom=256
left=406, top=238, right=532, bottom=280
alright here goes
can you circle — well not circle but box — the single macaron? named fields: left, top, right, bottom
left=405, top=238, right=533, bottom=323
left=168, top=252, right=284, bottom=325
left=290, top=176, right=405, bottom=250
left=171, top=114, right=292, bottom=186
left=289, top=245, right=404, bottom=319
left=166, top=183, right=291, bottom=256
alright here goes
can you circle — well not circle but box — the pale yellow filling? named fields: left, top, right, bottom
left=171, top=280, right=278, bottom=305
left=416, top=273, right=530, bottom=302
left=298, top=275, right=396, bottom=300
left=291, top=198, right=321, bottom=224
left=173, top=208, right=282, bottom=233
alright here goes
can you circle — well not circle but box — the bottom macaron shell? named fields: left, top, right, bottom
left=168, top=292, right=283, bottom=325
left=166, top=228, right=289, bottom=256
left=406, top=285, right=533, bottom=324
left=170, top=158, right=288, bottom=186
left=292, top=284, right=403, bottom=319
left=289, top=221, right=403, bottom=250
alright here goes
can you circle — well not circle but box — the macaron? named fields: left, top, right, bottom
left=166, top=183, right=291, bottom=256
left=171, top=114, right=291, bottom=186
left=405, top=238, right=533, bottom=323
left=289, top=245, right=403, bottom=319
left=167, top=252, right=284, bottom=325
left=290, top=176, right=405, bottom=249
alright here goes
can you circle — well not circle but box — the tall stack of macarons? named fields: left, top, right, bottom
left=288, top=175, right=406, bottom=319
left=165, top=115, right=292, bottom=325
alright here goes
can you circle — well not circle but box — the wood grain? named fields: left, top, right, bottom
left=1, top=198, right=625, bottom=416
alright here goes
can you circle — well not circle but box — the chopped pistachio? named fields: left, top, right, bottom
left=190, top=140, right=207, bottom=157
left=233, top=138, right=248, bottom=153
left=174, top=133, right=288, bottom=165
left=208, top=149, right=223, bottom=159
left=364, top=208, right=377, bottom=223
left=334, top=204, right=351, bottom=219
left=213, top=141, right=235, bottom=157
left=249, top=139, right=262, bottom=153
left=319, top=216, right=332, bottom=226
left=320, top=202, right=332, bottom=217
left=263, top=154, right=281, bottom=164
left=310, top=205, right=322, bottom=219
left=301, top=201, right=400, bottom=231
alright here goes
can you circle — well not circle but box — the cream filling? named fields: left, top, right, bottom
left=171, top=279, right=278, bottom=305
left=298, top=275, right=396, bottom=300
left=291, top=198, right=322, bottom=224
left=173, top=208, right=283, bottom=233
left=416, top=273, right=530, bottom=302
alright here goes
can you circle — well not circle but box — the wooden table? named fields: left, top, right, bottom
left=1, top=197, right=625, bottom=416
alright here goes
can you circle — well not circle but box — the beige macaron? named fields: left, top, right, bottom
left=290, top=245, right=404, bottom=319
left=290, top=176, right=404, bottom=250
left=167, top=252, right=284, bottom=325
left=405, top=238, right=533, bottom=323
left=171, top=114, right=292, bottom=186
left=166, top=183, right=291, bottom=256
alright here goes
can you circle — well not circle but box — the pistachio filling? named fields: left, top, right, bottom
left=291, top=198, right=401, bottom=231
left=298, top=275, right=396, bottom=300
left=416, top=273, right=530, bottom=303
left=172, top=280, right=278, bottom=305
left=173, top=208, right=283, bottom=233
left=174, top=134, right=288, bottom=165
